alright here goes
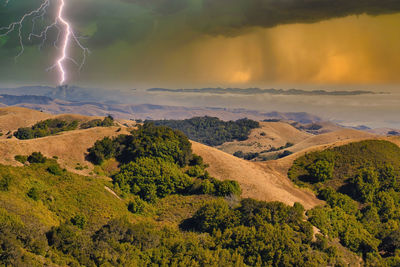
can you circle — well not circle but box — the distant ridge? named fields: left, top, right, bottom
left=148, top=87, right=384, bottom=96
left=0, top=93, right=323, bottom=123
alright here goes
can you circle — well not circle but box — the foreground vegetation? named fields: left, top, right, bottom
left=1, top=123, right=356, bottom=266
left=289, top=140, right=400, bottom=265
left=148, top=116, right=260, bottom=146
left=0, top=159, right=343, bottom=266
left=3, top=124, right=399, bottom=266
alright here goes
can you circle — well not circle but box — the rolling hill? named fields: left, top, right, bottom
left=0, top=106, right=394, bottom=209
left=0, top=106, right=398, bottom=265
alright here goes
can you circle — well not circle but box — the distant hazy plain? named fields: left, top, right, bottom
left=130, top=89, right=400, bottom=129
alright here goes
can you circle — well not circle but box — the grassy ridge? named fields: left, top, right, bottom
left=288, top=140, right=400, bottom=265
left=289, top=140, right=400, bottom=189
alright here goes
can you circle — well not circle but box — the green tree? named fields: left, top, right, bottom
left=189, top=200, right=240, bottom=233
left=113, top=158, right=193, bottom=202
left=351, top=167, right=380, bottom=202
left=306, top=159, right=334, bottom=182
left=27, top=152, right=46, bottom=164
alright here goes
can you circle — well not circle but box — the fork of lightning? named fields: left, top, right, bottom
left=0, top=0, right=89, bottom=85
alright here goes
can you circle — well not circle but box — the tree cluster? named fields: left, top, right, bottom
left=14, top=119, right=78, bottom=140
left=148, top=116, right=260, bottom=146
left=288, top=140, right=400, bottom=264
left=80, top=115, right=114, bottom=129
left=88, top=124, right=242, bottom=202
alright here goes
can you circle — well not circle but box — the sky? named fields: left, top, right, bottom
left=1, top=0, right=400, bottom=90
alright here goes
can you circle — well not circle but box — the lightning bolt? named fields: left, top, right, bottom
left=0, top=0, right=90, bottom=85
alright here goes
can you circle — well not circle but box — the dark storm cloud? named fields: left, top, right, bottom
left=2, top=0, right=400, bottom=48
left=119, top=0, right=400, bottom=34
left=89, top=0, right=400, bottom=46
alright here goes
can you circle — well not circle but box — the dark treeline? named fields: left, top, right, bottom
left=14, top=119, right=79, bottom=140
left=14, top=116, right=115, bottom=140
left=147, top=116, right=260, bottom=146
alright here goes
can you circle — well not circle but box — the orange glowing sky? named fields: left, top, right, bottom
left=93, top=12, right=398, bottom=89
left=139, top=13, right=400, bottom=87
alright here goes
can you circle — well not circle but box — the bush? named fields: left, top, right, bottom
left=70, top=215, right=87, bottom=229
left=14, top=119, right=78, bottom=140
left=188, top=200, right=240, bottom=233
left=306, top=159, right=334, bottom=182
left=27, top=152, right=46, bottom=164
left=88, top=124, right=193, bottom=167
left=196, top=179, right=216, bottom=195
left=27, top=187, right=40, bottom=201
left=113, top=158, right=193, bottom=202
left=14, top=155, right=28, bottom=164
left=47, top=164, right=63, bottom=175
left=318, top=188, right=358, bottom=215
left=128, top=197, right=146, bottom=214
left=350, top=167, right=380, bottom=202
left=214, top=180, right=242, bottom=197
left=0, top=175, right=11, bottom=191
left=277, top=150, right=293, bottom=158
left=80, top=115, right=115, bottom=129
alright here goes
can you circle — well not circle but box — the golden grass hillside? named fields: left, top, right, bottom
left=0, top=106, right=394, bottom=211
left=192, top=141, right=323, bottom=209
left=0, top=127, right=130, bottom=175
left=217, top=121, right=311, bottom=154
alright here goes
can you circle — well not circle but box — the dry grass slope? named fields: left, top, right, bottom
left=218, top=121, right=311, bottom=154
left=192, top=141, right=323, bottom=209
left=0, top=127, right=130, bottom=174
left=0, top=107, right=396, bottom=212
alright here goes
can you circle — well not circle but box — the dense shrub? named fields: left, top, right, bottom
left=128, top=197, right=146, bottom=214
left=87, top=124, right=192, bottom=166
left=113, top=158, right=193, bottom=202
left=304, top=159, right=334, bottom=183
left=47, top=164, right=63, bottom=175
left=0, top=175, right=11, bottom=191
left=86, top=137, right=116, bottom=164
left=70, top=215, right=87, bottom=229
left=187, top=200, right=240, bottom=233
left=80, top=115, right=114, bottom=129
left=182, top=199, right=329, bottom=266
left=148, top=116, right=260, bottom=146
left=27, top=152, right=46, bottom=164
left=27, top=187, right=40, bottom=201
left=0, top=209, right=48, bottom=265
left=14, top=155, right=27, bottom=164
left=318, top=188, right=358, bottom=215
left=289, top=140, right=400, bottom=259
left=213, top=179, right=242, bottom=197
left=233, top=151, right=259, bottom=160
left=289, top=140, right=400, bottom=186
left=350, top=167, right=380, bottom=202
left=14, top=119, right=78, bottom=140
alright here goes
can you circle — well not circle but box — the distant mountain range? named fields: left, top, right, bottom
left=148, top=87, right=384, bottom=96
left=0, top=93, right=322, bottom=123
left=0, top=85, right=397, bottom=133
